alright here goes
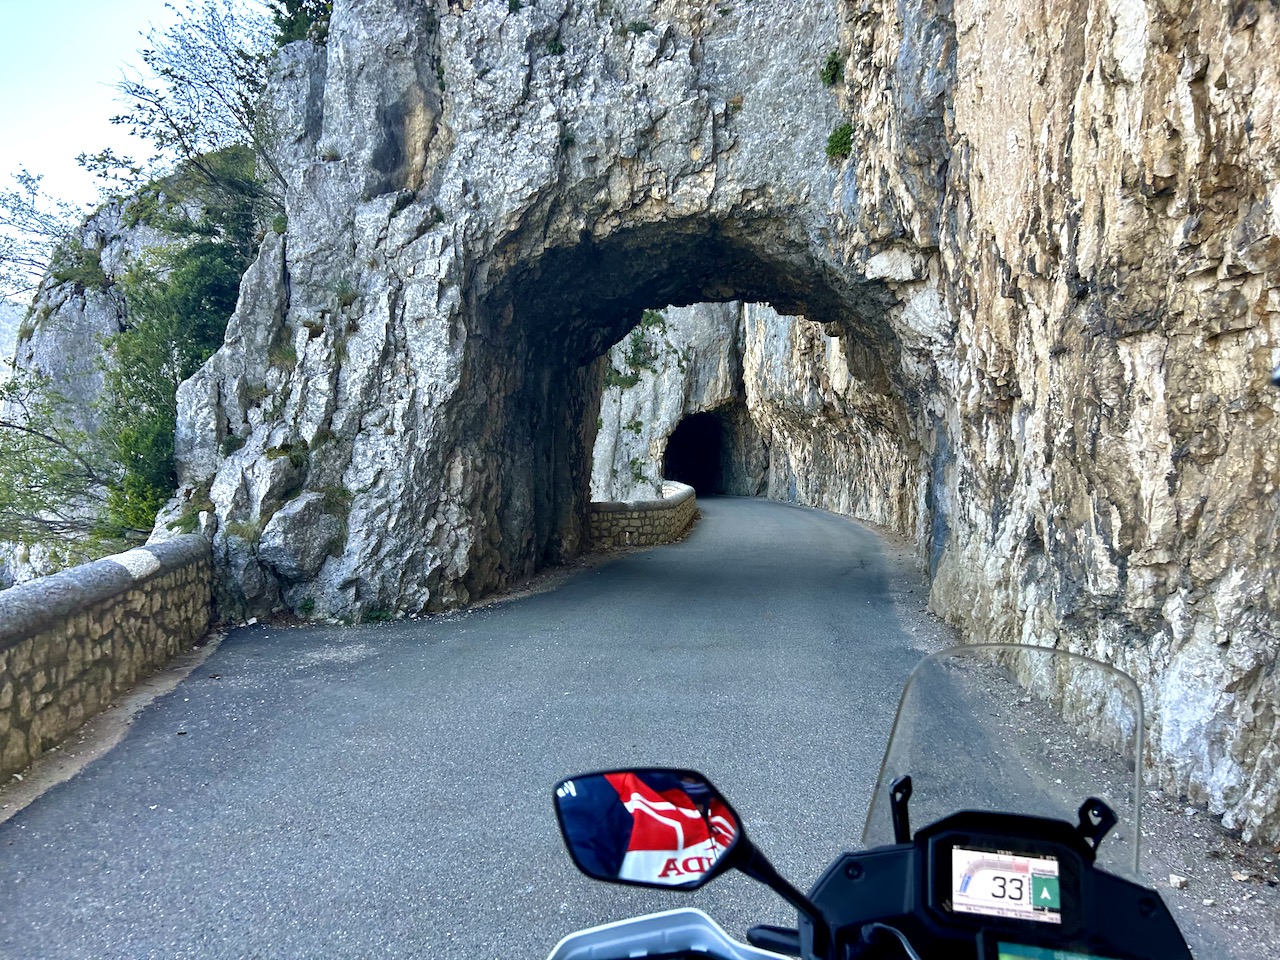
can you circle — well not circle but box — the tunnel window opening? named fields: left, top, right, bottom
left=663, top=412, right=726, bottom=496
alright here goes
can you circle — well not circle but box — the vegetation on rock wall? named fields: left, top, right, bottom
left=268, top=0, right=332, bottom=45
left=0, top=375, right=109, bottom=560
left=102, top=237, right=247, bottom=536
left=0, top=1, right=324, bottom=568
left=826, top=123, right=854, bottom=161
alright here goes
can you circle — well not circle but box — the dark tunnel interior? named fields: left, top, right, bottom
left=663, top=413, right=726, bottom=496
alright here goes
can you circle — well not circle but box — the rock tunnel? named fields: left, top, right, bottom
left=170, top=0, right=1280, bottom=841
left=663, top=412, right=725, bottom=496
left=476, top=214, right=913, bottom=588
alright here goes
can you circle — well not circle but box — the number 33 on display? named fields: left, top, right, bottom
left=991, top=875, right=1025, bottom=901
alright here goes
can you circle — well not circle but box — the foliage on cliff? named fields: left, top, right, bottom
left=101, top=200, right=251, bottom=536
left=0, top=0, right=312, bottom=561
left=0, top=375, right=108, bottom=555
left=0, top=172, right=84, bottom=304
left=268, top=0, right=332, bottom=45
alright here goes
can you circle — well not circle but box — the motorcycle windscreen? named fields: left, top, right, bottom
left=862, top=645, right=1142, bottom=880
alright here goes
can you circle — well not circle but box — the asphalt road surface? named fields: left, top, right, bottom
left=0, top=499, right=929, bottom=958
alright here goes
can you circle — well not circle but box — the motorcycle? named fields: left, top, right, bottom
left=545, top=644, right=1194, bottom=959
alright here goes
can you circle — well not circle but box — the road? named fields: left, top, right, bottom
left=0, top=498, right=930, bottom=958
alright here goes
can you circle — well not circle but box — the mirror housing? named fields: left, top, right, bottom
left=553, top=768, right=742, bottom=890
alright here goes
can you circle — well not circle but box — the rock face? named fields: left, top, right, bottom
left=172, top=1, right=1280, bottom=842
left=591, top=302, right=742, bottom=501
left=10, top=201, right=164, bottom=433
left=592, top=301, right=918, bottom=538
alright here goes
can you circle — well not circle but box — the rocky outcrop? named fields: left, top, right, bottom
left=171, top=1, right=1280, bottom=842
left=592, top=301, right=918, bottom=536
left=9, top=202, right=164, bottom=433
left=591, top=302, right=742, bottom=501
left=175, top=0, right=878, bottom=621
left=924, top=1, right=1280, bottom=843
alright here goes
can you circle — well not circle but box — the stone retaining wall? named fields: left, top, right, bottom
left=589, top=481, right=697, bottom=548
left=0, top=536, right=212, bottom=778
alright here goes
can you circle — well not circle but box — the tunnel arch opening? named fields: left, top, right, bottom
left=488, top=214, right=899, bottom=368
left=663, top=412, right=726, bottom=496
left=470, top=212, right=918, bottom=586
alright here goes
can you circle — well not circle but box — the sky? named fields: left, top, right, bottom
left=0, top=0, right=179, bottom=209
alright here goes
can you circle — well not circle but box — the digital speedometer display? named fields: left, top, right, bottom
left=952, top=846, right=1062, bottom=925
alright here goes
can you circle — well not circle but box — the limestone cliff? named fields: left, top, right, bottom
left=10, top=201, right=165, bottom=434
left=593, top=301, right=918, bottom=538
left=168, top=0, right=1280, bottom=842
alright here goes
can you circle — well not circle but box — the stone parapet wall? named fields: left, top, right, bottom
left=0, top=536, right=212, bottom=778
left=589, top=482, right=697, bottom=549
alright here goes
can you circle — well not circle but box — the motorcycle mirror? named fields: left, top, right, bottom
left=553, top=768, right=742, bottom=890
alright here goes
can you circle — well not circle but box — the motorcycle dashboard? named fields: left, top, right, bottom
left=948, top=843, right=1065, bottom=926
left=920, top=814, right=1090, bottom=938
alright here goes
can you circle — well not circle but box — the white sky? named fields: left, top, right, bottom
left=0, top=0, right=179, bottom=210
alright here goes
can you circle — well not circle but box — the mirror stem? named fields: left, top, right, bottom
left=736, top=843, right=830, bottom=958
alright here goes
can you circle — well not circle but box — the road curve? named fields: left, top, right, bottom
left=0, top=498, right=928, bottom=959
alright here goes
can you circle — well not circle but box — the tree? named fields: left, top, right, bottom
left=0, top=373, right=112, bottom=551
left=106, top=1, right=286, bottom=205
left=267, top=0, right=333, bottom=45
left=0, top=170, right=84, bottom=303
left=0, top=0, right=329, bottom=567
left=98, top=229, right=245, bottom=537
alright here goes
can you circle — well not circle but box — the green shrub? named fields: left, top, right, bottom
left=826, top=123, right=855, bottom=161
left=623, top=328, right=657, bottom=371
left=264, top=439, right=309, bottom=469
left=604, top=364, right=641, bottom=390
left=318, top=484, right=353, bottom=514
left=95, top=235, right=245, bottom=540
left=626, top=20, right=652, bottom=34
left=546, top=38, right=565, bottom=55
left=269, top=340, right=298, bottom=370
left=820, top=50, right=844, bottom=86
left=220, top=433, right=247, bottom=456
left=335, top=277, right=358, bottom=308
left=50, top=239, right=110, bottom=293
left=509, top=0, right=521, bottom=11
left=168, top=481, right=213, bottom=534
left=225, top=518, right=263, bottom=544
left=272, top=213, right=288, bottom=234
left=298, top=597, right=317, bottom=616
left=169, top=510, right=201, bottom=534
left=269, top=0, right=332, bottom=46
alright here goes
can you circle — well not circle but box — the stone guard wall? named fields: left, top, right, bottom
left=0, top=536, right=212, bottom=778
left=589, top=482, right=697, bottom=549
